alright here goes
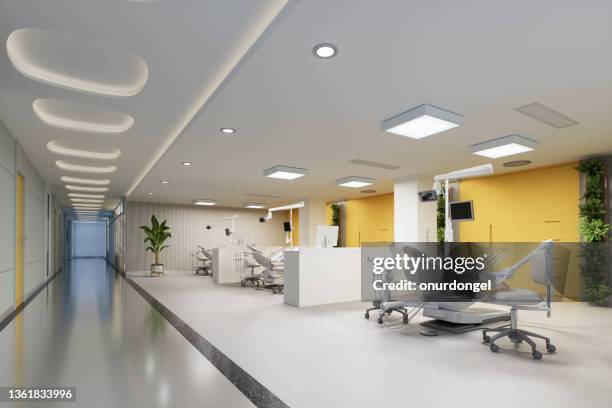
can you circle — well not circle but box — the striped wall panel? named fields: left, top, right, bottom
left=125, top=201, right=290, bottom=272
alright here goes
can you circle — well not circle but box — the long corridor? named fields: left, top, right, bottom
left=0, top=258, right=253, bottom=408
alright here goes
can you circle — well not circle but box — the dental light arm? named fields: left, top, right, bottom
left=263, top=201, right=305, bottom=247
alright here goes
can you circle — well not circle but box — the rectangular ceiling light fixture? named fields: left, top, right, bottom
left=193, top=199, right=217, bottom=206
left=263, top=165, right=308, bottom=180
left=470, top=135, right=537, bottom=158
left=514, top=102, right=578, bottom=129
left=245, top=203, right=266, bottom=209
left=70, top=198, right=104, bottom=203
left=382, top=104, right=464, bottom=139
left=349, top=159, right=401, bottom=170
left=336, top=176, right=375, bottom=188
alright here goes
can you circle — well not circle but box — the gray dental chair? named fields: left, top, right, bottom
left=482, top=240, right=565, bottom=359
left=195, top=246, right=212, bottom=276
left=252, top=251, right=284, bottom=294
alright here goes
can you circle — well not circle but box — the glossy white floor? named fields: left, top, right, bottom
left=131, top=270, right=612, bottom=408
left=0, top=259, right=254, bottom=408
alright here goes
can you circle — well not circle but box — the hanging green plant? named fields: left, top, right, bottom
left=576, top=159, right=611, bottom=305
left=436, top=188, right=446, bottom=243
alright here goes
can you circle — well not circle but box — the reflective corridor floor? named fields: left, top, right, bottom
left=0, top=258, right=254, bottom=408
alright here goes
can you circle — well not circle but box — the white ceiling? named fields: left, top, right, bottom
left=1, top=0, right=611, bottom=211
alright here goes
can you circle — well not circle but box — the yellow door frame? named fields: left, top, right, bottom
left=16, top=173, right=24, bottom=306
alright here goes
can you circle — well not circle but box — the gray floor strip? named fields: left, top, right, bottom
left=123, top=274, right=290, bottom=408
left=0, top=269, right=61, bottom=332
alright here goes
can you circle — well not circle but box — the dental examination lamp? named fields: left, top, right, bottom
left=260, top=201, right=305, bottom=246
left=434, top=164, right=493, bottom=242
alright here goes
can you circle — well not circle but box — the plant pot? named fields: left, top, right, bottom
left=151, top=263, right=164, bottom=277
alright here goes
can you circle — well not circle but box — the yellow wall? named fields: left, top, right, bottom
left=291, top=209, right=299, bottom=246
left=459, top=163, right=581, bottom=298
left=345, top=193, right=394, bottom=246
left=459, top=163, right=580, bottom=243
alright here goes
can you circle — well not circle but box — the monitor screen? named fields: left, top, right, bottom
left=225, top=228, right=231, bottom=236
left=450, top=201, right=474, bottom=221
left=283, top=222, right=292, bottom=232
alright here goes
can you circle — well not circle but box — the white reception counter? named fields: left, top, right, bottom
left=283, top=247, right=362, bottom=307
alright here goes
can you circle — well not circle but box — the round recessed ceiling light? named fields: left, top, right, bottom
left=182, top=161, right=193, bottom=166
left=160, top=180, right=170, bottom=184
left=147, top=192, right=154, bottom=196
left=503, top=160, right=532, bottom=168
left=313, top=43, right=338, bottom=59
left=220, top=128, right=235, bottom=134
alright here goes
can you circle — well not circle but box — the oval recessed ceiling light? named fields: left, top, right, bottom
left=182, top=161, right=193, bottom=166
left=220, top=128, right=235, bottom=134
left=313, top=43, right=338, bottom=59
left=147, top=192, right=154, bottom=196
left=7, top=28, right=148, bottom=96
left=503, top=160, right=532, bottom=168
left=68, top=193, right=105, bottom=199
left=70, top=198, right=104, bottom=203
left=160, top=180, right=170, bottom=184
left=66, top=185, right=109, bottom=192
left=47, top=140, right=121, bottom=160
left=34, top=99, right=134, bottom=134
left=61, top=176, right=111, bottom=185
left=56, top=160, right=117, bottom=174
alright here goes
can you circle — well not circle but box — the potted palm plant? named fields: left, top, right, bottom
left=139, top=215, right=171, bottom=277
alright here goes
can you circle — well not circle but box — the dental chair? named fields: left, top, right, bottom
left=195, top=246, right=212, bottom=276
left=481, top=240, right=563, bottom=360
left=252, top=251, right=284, bottom=294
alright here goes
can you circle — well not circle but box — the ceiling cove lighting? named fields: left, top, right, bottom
left=193, top=199, right=217, bottom=206
left=336, top=176, right=375, bottom=188
left=220, top=128, right=235, bottom=134
left=47, top=141, right=121, bottom=160
left=61, top=176, right=110, bottom=185
left=263, top=165, right=308, bottom=180
left=70, top=198, right=104, bottom=203
left=313, top=43, right=338, bottom=59
left=382, top=104, right=464, bottom=139
left=68, top=193, right=105, bottom=199
left=245, top=203, right=266, bottom=209
left=65, top=185, right=109, bottom=192
left=56, top=160, right=117, bottom=174
left=470, top=135, right=537, bottom=159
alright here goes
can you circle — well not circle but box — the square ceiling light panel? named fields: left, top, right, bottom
left=336, top=176, right=375, bottom=188
left=263, top=165, right=308, bottom=180
left=470, top=135, right=537, bottom=158
left=382, top=104, right=464, bottom=139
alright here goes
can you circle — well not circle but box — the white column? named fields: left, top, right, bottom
left=298, top=198, right=327, bottom=247
left=394, top=177, right=437, bottom=242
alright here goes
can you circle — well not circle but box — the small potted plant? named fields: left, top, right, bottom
left=139, top=215, right=171, bottom=277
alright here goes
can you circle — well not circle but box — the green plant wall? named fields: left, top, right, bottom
left=576, top=159, right=611, bottom=304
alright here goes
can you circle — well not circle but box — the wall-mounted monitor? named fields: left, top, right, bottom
left=450, top=201, right=474, bottom=221
left=418, top=190, right=438, bottom=202
left=283, top=221, right=292, bottom=232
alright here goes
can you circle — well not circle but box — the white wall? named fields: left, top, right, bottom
left=125, top=201, right=290, bottom=272
left=72, top=222, right=107, bottom=258
left=0, top=118, right=58, bottom=317
left=298, top=198, right=327, bottom=247
left=0, top=120, right=16, bottom=316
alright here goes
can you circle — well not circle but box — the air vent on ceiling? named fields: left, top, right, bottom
left=349, top=159, right=400, bottom=170
left=503, top=160, right=532, bottom=168
left=245, top=193, right=281, bottom=199
left=361, top=190, right=377, bottom=194
left=514, top=102, right=578, bottom=129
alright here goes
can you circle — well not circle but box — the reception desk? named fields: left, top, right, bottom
left=212, top=246, right=242, bottom=284
left=283, top=247, right=361, bottom=307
